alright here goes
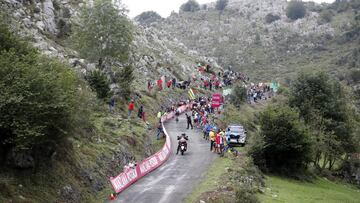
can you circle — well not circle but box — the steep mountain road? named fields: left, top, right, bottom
left=114, top=113, right=217, bottom=203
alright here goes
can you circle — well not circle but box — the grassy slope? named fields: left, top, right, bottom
left=184, top=101, right=360, bottom=203
left=184, top=103, right=262, bottom=203
left=259, top=176, right=360, bottom=203
left=0, top=88, right=190, bottom=202
left=184, top=156, right=233, bottom=203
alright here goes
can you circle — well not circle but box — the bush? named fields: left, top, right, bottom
left=114, top=65, right=135, bottom=100
left=252, top=105, right=312, bottom=175
left=235, top=186, right=260, bottom=203
left=286, top=0, right=306, bottom=20
left=180, top=0, right=200, bottom=12
left=86, top=69, right=111, bottom=100
left=265, top=13, right=281, bottom=24
left=318, top=10, right=333, bottom=24
left=215, top=0, right=229, bottom=12
left=0, top=22, right=80, bottom=160
left=350, top=69, right=360, bottom=83
left=135, top=11, right=163, bottom=26
left=230, top=85, right=247, bottom=108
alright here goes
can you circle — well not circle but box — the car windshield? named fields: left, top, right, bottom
left=230, top=126, right=243, bottom=133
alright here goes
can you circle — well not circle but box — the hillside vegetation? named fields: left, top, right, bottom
left=157, top=0, right=360, bottom=85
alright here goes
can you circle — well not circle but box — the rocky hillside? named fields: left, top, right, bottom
left=153, top=0, right=359, bottom=83
left=1, top=0, right=221, bottom=89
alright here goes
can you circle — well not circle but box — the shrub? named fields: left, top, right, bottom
left=235, top=186, right=260, bottom=203
left=318, top=10, right=333, bottom=24
left=265, top=13, right=281, bottom=24
left=135, top=11, right=163, bottom=26
left=180, top=0, right=200, bottom=12
left=0, top=22, right=80, bottom=159
left=286, top=0, right=306, bottom=20
left=230, top=85, right=247, bottom=108
left=86, top=69, right=111, bottom=100
left=114, top=65, right=135, bottom=100
left=252, top=105, right=312, bottom=175
left=215, top=0, right=229, bottom=12
left=57, top=18, right=71, bottom=39
left=350, top=69, right=360, bottom=82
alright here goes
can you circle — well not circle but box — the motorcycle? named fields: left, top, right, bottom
left=179, top=142, right=187, bottom=155
left=177, top=134, right=188, bottom=155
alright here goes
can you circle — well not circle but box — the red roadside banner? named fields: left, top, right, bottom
left=109, top=104, right=190, bottom=194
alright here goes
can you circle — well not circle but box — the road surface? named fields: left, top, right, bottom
left=114, top=113, right=217, bottom=203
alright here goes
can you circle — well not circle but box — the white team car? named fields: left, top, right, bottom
left=227, top=124, right=247, bottom=146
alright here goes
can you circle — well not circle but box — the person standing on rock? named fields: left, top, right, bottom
left=157, top=78, right=163, bottom=90
left=109, top=97, right=115, bottom=113
left=137, top=105, right=143, bottom=120
left=167, top=80, right=172, bottom=88
left=128, top=100, right=134, bottom=119
left=185, top=113, right=193, bottom=130
left=147, top=80, right=152, bottom=92
left=172, top=78, right=176, bottom=88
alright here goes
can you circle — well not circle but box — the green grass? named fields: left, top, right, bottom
left=184, top=157, right=233, bottom=203
left=259, top=175, right=360, bottom=203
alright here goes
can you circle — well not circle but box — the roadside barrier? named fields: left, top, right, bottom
left=109, top=103, right=190, bottom=194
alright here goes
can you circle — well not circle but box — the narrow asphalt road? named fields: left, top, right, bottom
left=114, top=113, right=217, bottom=203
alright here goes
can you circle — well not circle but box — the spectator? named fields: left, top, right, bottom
left=157, top=111, right=162, bottom=119
left=137, top=105, right=143, bottom=119
left=215, top=132, right=221, bottom=153
left=167, top=80, right=172, bottom=88
left=172, top=78, right=177, bottom=88
left=109, top=97, right=115, bottom=113
left=128, top=100, right=134, bottom=119
left=185, top=113, right=193, bottom=129
left=156, top=121, right=163, bottom=140
left=147, top=80, right=152, bottom=92
left=108, top=193, right=116, bottom=201
left=209, top=128, right=215, bottom=152
left=157, top=78, right=162, bottom=90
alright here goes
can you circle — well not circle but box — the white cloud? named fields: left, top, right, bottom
left=122, top=0, right=335, bottom=18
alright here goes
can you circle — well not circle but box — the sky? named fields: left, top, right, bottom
left=122, top=0, right=335, bottom=18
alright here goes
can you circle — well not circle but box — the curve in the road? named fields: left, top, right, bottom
left=114, top=112, right=217, bottom=203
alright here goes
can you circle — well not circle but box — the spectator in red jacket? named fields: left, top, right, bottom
left=128, top=100, right=134, bottom=119
left=167, top=80, right=171, bottom=88
left=157, top=79, right=162, bottom=90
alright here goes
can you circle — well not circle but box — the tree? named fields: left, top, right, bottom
left=318, top=10, right=333, bottom=24
left=252, top=105, right=312, bottom=175
left=265, top=13, right=281, bottom=24
left=71, top=0, right=133, bottom=64
left=0, top=22, right=80, bottom=163
left=215, top=0, right=229, bottom=13
left=289, top=71, right=359, bottom=170
left=86, top=69, right=111, bottom=100
left=115, top=65, right=135, bottom=100
left=230, top=85, right=247, bottom=108
left=180, top=0, right=200, bottom=12
left=135, top=11, right=163, bottom=26
left=286, top=0, right=306, bottom=20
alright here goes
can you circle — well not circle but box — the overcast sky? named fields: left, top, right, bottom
left=122, top=0, right=335, bottom=18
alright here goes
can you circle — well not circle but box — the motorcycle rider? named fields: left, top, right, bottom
left=176, top=133, right=188, bottom=155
